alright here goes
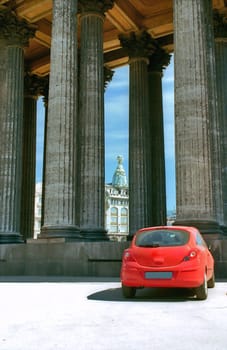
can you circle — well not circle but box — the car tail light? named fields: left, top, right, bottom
left=183, top=250, right=198, bottom=262
left=123, top=250, right=136, bottom=263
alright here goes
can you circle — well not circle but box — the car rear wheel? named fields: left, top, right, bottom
left=195, top=273, right=208, bottom=300
left=122, top=284, right=136, bottom=298
left=207, top=273, right=215, bottom=288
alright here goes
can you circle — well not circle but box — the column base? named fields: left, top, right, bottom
left=173, top=219, right=223, bottom=234
left=79, top=227, right=109, bottom=241
left=39, top=225, right=109, bottom=242
left=38, top=225, right=82, bottom=242
left=0, top=233, right=24, bottom=244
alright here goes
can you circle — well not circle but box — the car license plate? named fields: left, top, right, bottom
left=145, top=271, right=173, bottom=279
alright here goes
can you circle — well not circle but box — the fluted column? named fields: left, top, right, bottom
left=214, top=11, right=227, bottom=228
left=40, top=0, right=80, bottom=239
left=78, top=0, right=114, bottom=240
left=148, top=47, right=171, bottom=226
left=20, top=73, right=41, bottom=240
left=174, top=0, right=221, bottom=232
left=119, top=31, right=156, bottom=237
left=0, top=9, right=35, bottom=243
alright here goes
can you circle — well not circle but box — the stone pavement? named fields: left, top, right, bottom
left=0, top=277, right=227, bottom=350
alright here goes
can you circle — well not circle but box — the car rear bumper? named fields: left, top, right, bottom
left=121, top=263, right=205, bottom=288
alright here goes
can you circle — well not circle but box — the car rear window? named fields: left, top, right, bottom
left=135, top=229, right=190, bottom=247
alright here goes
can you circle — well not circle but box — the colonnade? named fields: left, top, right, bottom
left=0, top=0, right=226, bottom=243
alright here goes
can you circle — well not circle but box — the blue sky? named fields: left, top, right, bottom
left=36, top=56, right=175, bottom=211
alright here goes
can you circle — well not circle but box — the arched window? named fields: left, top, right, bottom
left=121, top=208, right=127, bottom=216
left=110, top=207, right=118, bottom=232
left=111, top=207, right=118, bottom=216
left=120, top=208, right=128, bottom=231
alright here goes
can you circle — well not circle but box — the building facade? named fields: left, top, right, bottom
left=34, top=156, right=129, bottom=240
left=105, top=156, right=129, bottom=241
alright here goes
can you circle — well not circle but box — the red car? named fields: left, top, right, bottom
left=121, top=226, right=215, bottom=300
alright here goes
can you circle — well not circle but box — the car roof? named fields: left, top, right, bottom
left=136, top=226, right=200, bottom=236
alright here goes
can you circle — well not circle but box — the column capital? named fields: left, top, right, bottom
left=0, top=8, right=36, bottom=46
left=104, top=65, right=114, bottom=91
left=24, top=73, right=43, bottom=99
left=148, top=46, right=171, bottom=74
left=119, top=31, right=156, bottom=60
left=213, top=10, right=227, bottom=39
left=38, top=76, right=49, bottom=106
left=78, top=0, right=114, bottom=16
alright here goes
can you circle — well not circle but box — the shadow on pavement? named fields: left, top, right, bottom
left=87, top=286, right=195, bottom=302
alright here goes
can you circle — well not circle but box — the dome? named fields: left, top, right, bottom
left=112, top=155, right=128, bottom=188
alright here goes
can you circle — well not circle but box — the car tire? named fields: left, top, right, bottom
left=122, top=284, right=136, bottom=298
left=207, top=273, right=215, bottom=288
left=195, top=273, right=208, bottom=300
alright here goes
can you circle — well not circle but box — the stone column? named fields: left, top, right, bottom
left=119, top=31, right=156, bottom=237
left=40, top=0, right=80, bottom=239
left=78, top=0, right=114, bottom=240
left=20, top=73, right=41, bottom=240
left=214, top=11, right=227, bottom=228
left=174, top=0, right=221, bottom=232
left=147, top=47, right=171, bottom=226
left=0, top=9, right=35, bottom=243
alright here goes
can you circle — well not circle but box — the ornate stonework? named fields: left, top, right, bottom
left=37, top=76, right=49, bottom=105
left=119, top=31, right=156, bottom=59
left=148, top=46, right=171, bottom=73
left=104, top=66, right=114, bottom=90
left=0, top=9, right=35, bottom=46
left=213, top=10, right=227, bottom=38
left=24, top=73, right=46, bottom=98
left=78, top=0, right=114, bottom=15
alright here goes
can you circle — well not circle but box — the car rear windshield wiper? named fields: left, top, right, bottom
left=138, top=243, right=160, bottom=248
